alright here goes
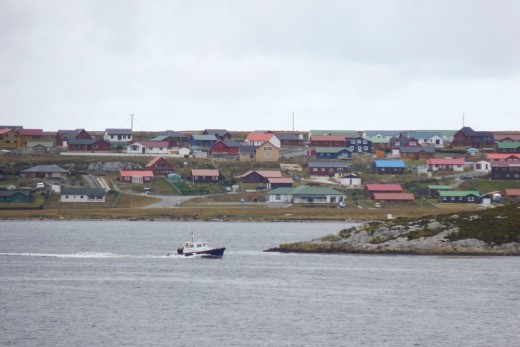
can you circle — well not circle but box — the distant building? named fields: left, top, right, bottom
left=491, top=161, right=520, bottom=180
left=145, top=157, right=174, bottom=176
left=20, top=165, right=69, bottom=179
left=266, top=185, right=345, bottom=204
left=307, top=161, right=349, bottom=176
left=0, top=129, right=18, bottom=149
left=104, top=129, right=133, bottom=147
left=127, top=141, right=169, bottom=155
left=452, top=127, right=494, bottom=148
left=56, top=129, right=92, bottom=146
left=0, top=190, right=30, bottom=203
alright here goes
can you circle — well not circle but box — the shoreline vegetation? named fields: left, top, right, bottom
left=0, top=203, right=482, bottom=222
left=264, top=205, right=520, bottom=256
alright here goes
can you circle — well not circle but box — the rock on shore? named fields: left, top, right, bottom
left=265, top=205, right=520, bottom=255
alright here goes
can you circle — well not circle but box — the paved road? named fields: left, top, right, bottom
left=142, top=194, right=200, bottom=208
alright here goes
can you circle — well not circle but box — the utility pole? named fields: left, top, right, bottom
left=462, top=112, right=465, bottom=127
left=130, top=113, right=134, bottom=131
left=292, top=111, right=295, bottom=131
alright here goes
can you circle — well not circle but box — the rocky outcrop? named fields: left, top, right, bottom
left=265, top=206, right=520, bottom=255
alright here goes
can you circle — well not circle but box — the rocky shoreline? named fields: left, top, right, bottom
left=265, top=205, right=520, bottom=256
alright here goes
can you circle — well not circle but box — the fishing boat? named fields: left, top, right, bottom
left=171, top=232, right=225, bottom=258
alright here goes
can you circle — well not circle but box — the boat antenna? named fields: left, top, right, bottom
left=191, top=231, right=194, bottom=244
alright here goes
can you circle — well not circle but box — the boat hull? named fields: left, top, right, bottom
left=184, top=247, right=226, bottom=258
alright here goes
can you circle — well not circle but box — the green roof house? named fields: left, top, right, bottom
left=438, top=191, right=482, bottom=204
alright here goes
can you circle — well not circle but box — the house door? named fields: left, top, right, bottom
left=142, top=147, right=145, bottom=154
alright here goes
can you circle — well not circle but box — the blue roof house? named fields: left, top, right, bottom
left=373, top=160, right=406, bottom=174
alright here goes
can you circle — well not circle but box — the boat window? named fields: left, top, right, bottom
left=197, top=243, right=202, bottom=247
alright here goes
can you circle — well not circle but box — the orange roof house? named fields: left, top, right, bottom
left=373, top=193, right=415, bottom=204
left=244, top=133, right=280, bottom=148
left=486, top=153, right=520, bottom=161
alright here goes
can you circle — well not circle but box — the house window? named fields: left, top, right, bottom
left=364, top=146, right=368, bottom=151
left=349, top=146, right=354, bottom=151
left=80, top=195, right=84, bottom=199
left=275, top=194, right=281, bottom=201
left=312, top=168, right=318, bottom=172
left=450, top=197, right=455, bottom=201
left=363, top=140, right=367, bottom=144
left=468, top=196, right=474, bottom=202
left=357, top=139, right=361, bottom=144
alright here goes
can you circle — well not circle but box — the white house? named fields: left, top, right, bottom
left=340, top=174, right=362, bottom=187
left=127, top=141, right=169, bottom=154
left=474, top=160, right=491, bottom=173
left=169, top=146, right=191, bottom=157
left=406, top=132, right=445, bottom=147
left=104, top=128, right=133, bottom=144
left=426, top=158, right=465, bottom=172
left=60, top=187, right=106, bottom=203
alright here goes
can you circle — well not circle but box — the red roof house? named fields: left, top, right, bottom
left=310, top=135, right=347, bottom=148
left=120, top=170, right=154, bottom=184
left=373, top=193, right=415, bottom=204
left=17, top=129, right=44, bottom=148
left=365, top=184, right=403, bottom=198
left=209, top=140, right=241, bottom=156
left=426, top=158, right=465, bottom=171
left=244, top=133, right=280, bottom=148
left=486, top=153, right=520, bottom=161
left=505, top=189, right=520, bottom=202
left=145, top=157, right=173, bottom=176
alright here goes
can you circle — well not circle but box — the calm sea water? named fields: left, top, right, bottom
left=0, top=221, right=518, bottom=347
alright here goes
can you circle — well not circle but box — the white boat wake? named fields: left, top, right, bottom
left=0, top=252, right=187, bottom=259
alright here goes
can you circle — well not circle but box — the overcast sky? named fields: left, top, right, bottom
left=1, top=0, right=519, bottom=132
